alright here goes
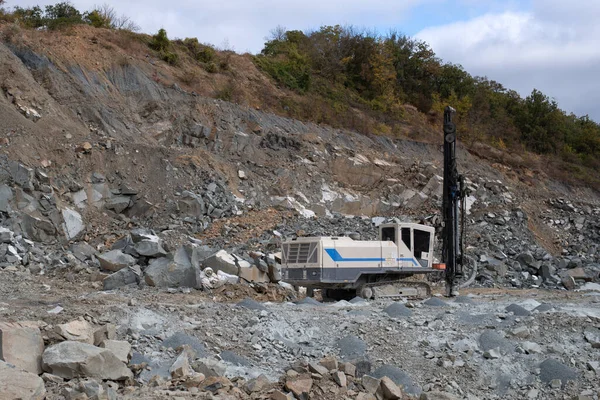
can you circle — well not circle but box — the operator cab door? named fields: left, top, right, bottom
left=380, top=226, right=399, bottom=268
left=399, top=227, right=412, bottom=268
left=413, top=229, right=432, bottom=268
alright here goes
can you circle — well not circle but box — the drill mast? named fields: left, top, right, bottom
left=442, top=106, right=466, bottom=296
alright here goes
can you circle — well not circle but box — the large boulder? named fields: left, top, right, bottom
left=178, top=191, right=206, bottom=217
left=103, top=265, right=142, bottom=290
left=9, top=161, right=34, bottom=190
left=0, top=360, right=46, bottom=400
left=144, top=247, right=198, bottom=288
left=42, top=341, right=133, bottom=380
left=203, top=250, right=250, bottom=276
left=22, top=213, right=57, bottom=243
left=238, top=265, right=270, bottom=283
left=0, top=227, right=13, bottom=243
left=0, top=321, right=45, bottom=374
left=55, top=319, right=94, bottom=344
left=134, top=236, right=167, bottom=257
left=62, top=208, right=84, bottom=240
left=0, top=184, right=13, bottom=213
left=105, top=196, right=131, bottom=214
left=187, top=245, right=217, bottom=269
left=71, top=242, right=97, bottom=261
left=99, top=340, right=131, bottom=363
left=97, top=250, right=136, bottom=272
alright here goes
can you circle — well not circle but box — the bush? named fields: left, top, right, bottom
left=160, top=50, right=178, bottom=65
left=149, top=28, right=170, bottom=52
left=215, top=81, right=236, bottom=102
left=13, top=6, right=44, bottom=28
left=182, top=37, right=216, bottom=63
left=44, top=2, right=83, bottom=30
left=204, top=62, right=218, bottom=73
left=84, top=9, right=110, bottom=28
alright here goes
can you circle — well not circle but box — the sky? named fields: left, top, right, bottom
left=9, top=0, right=600, bottom=121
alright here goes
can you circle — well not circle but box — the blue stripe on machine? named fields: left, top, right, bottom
left=324, top=249, right=418, bottom=266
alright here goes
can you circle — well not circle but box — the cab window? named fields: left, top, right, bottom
left=413, top=230, right=431, bottom=266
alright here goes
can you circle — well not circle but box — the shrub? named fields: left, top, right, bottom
left=13, top=6, right=44, bottom=28
left=84, top=9, right=110, bottom=28
left=149, top=28, right=170, bottom=52
left=204, top=62, right=218, bottom=73
left=160, top=50, right=178, bottom=65
left=215, top=81, right=236, bottom=102
left=182, top=37, right=216, bottom=63
left=44, top=2, right=83, bottom=30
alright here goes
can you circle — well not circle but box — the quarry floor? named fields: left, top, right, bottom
left=1, top=269, right=599, bottom=399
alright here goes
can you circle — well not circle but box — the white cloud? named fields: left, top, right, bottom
left=416, top=1, right=600, bottom=120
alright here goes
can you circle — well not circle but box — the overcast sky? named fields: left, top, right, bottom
left=9, top=0, right=600, bottom=121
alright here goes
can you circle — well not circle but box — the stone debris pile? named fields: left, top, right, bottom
left=93, top=228, right=283, bottom=291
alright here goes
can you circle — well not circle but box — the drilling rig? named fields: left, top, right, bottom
left=280, top=106, right=469, bottom=299
left=442, top=106, right=468, bottom=296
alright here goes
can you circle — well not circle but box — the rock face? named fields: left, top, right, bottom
left=0, top=321, right=45, bottom=374
left=144, top=247, right=198, bottom=288
left=97, top=250, right=136, bottom=272
left=0, top=360, right=46, bottom=400
left=42, top=341, right=133, bottom=380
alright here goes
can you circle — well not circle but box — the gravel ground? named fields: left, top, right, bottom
left=1, top=269, right=599, bottom=399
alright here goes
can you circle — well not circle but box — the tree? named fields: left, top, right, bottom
left=150, top=28, right=170, bottom=52
left=44, top=1, right=83, bottom=29
left=13, top=6, right=44, bottom=28
left=84, top=9, right=110, bottom=28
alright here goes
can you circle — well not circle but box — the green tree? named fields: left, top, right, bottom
left=13, top=6, right=44, bottom=28
left=45, top=1, right=83, bottom=29
left=84, top=9, right=110, bottom=28
left=150, top=28, right=170, bottom=52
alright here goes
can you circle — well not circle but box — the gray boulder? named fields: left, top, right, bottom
left=0, top=227, right=13, bottom=243
left=22, top=214, right=57, bottom=243
left=105, top=196, right=131, bottom=214
left=371, top=365, right=421, bottom=396
left=505, top=304, right=531, bottom=316
left=188, top=245, right=216, bottom=269
left=0, top=360, right=46, bottom=400
left=584, top=327, right=600, bottom=348
left=267, top=260, right=282, bottom=283
left=0, top=321, right=45, bottom=374
left=103, top=265, right=142, bottom=290
left=70, top=242, right=97, bottom=262
left=62, top=208, right=84, bottom=240
left=178, top=192, right=205, bottom=217
left=134, top=237, right=167, bottom=257
left=144, top=247, right=197, bottom=288
left=0, top=184, right=13, bottom=213
left=539, top=359, right=578, bottom=388
left=203, top=250, right=250, bottom=275
left=42, top=341, right=133, bottom=380
left=97, top=250, right=136, bottom=272
left=9, top=161, right=34, bottom=190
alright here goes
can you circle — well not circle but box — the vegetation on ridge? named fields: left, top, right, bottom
left=253, top=26, right=600, bottom=174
